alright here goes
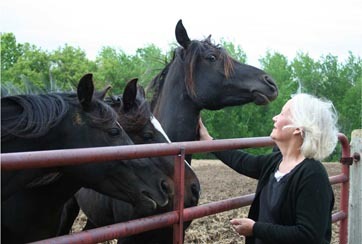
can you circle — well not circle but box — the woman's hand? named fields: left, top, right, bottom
left=230, top=218, right=255, bottom=237
left=198, top=118, right=213, bottom=141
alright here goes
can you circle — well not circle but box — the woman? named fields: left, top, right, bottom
left=199, top=93, right=339, bottom=244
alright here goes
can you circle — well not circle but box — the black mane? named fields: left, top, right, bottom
left=1, top=92, right=118, bottom=142
left=146, top=60, right=173, bottom=110
left=1, top=94, right=69, bottom=141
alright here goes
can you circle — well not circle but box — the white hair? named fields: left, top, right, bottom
left=288, top=93, right=339, bottom=161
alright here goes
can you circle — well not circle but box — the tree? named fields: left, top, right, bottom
left=291, top=52, right=323, bottom=95
left=49, top=45, right=96, bottom=91
left=1, top=33, right=22, bottom=71
left=95, top=46, right=145, bottom=94
left=2, top=33, right=360, bottom=160
left=1, top=35, right=50, bottom=92
left=135, top=44, right=169, bottom=87
left=220, top=39, right=247, bottom=63
left=337, top=53, right=362, bottom=137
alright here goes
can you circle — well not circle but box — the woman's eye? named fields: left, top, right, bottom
left=108, top=128, right=121, bottom=137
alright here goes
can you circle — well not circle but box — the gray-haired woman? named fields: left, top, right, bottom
left=199, top=93, right=339, bottom=244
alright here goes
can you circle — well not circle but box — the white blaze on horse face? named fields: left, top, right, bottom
left=150, top=116, right=192, bottom=168
left=150, top=116, right=172, bottom=143
left=115, top=121, right=122, bottom=129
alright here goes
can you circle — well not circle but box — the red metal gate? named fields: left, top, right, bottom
left=1, top=134, right=351, bottom=244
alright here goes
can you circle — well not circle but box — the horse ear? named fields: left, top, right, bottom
left=122, top=78, right=138, bottom=112
left=206, top=35, right=212, bottom=43
left=175, top=19, right=191, bottom=48
left=95, top=85, right=112, bottom=101
left=138, top=85, right=146, bottom=98
left=106, top=95, right=122, bottom=113
left=77, top=73, right=94, bottom=111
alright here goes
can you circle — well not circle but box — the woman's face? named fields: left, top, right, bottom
left=270, top=100, right=294, bottom=141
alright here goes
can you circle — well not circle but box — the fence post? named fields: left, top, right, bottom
left=173, top=148, right=185, bottom=244
left=348, top=129, right=362, bottom=244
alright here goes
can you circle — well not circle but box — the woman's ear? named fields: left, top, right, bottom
left=293, top=128, right=304, bottom=137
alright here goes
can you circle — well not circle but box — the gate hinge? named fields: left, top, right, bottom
left=340, top=157, right=353, bottom=165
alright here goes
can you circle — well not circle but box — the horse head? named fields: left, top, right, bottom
left=65, top=78, right=201, bottom=243
left=1, top=74, right=172, bottom=213
left=148, top=19, right=278, bottom=147
left=107, top=78, right=201, bottom=209
left=174, top=19, right=278, bottom=110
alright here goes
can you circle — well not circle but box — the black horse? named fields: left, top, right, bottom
left=1, top=74, right=173, bottom=243
left=58, top=78, right=201, bottom=243
left=147, top=20, right=279, bottom=164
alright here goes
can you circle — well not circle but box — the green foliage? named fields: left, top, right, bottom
left=135, top=44, right=169, bottom=86
left=1, top=33, right=94, bottom=93
left=95, top=47, right=135, bottom=93
left=220, top=39, right=247, bottom=63
left=1, top=33, right=22, bottom=71
left=2, top=33, right=360, bottom=161
left=1, top=33, right=50, bottom=91
left=94, top=44, right=168, bottom=95
left=49, top=45, right=95, bottom=91
left=291, top=52, right=323, bottom=94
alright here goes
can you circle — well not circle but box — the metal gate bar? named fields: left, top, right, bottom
left=1, top=135, right=350, bottom=244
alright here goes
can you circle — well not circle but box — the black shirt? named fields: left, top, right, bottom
left=213, top=150, right=334, bottom=244
left=255, top=164, right=302, bottom=244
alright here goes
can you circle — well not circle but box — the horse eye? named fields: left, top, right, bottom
left=143, top=132, right=154, bottom=141
left=108, top=128, right=121, bottom=137
left=207, top=55, right=217, bottom=62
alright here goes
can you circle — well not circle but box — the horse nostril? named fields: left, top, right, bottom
left=261, top=74, right=278, bottom=98
left=262, top=75, right=275, bottom=87
left=160, top=180, right=170, bottom=194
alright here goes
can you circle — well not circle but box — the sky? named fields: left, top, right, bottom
left=1, top=0, right=362, bottom=67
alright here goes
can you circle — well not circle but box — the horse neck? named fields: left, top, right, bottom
left=153, top=64, right=201, bottom=143
left=43, top=174, right=83, bottom=204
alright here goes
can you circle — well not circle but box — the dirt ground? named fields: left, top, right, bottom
left=72, top=159, right=342, bottom=244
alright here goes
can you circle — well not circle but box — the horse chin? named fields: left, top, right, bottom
left=252, top=91, right=271, bottom=105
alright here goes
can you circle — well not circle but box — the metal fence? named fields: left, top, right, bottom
left=1, top=134, right=351, bottom=244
